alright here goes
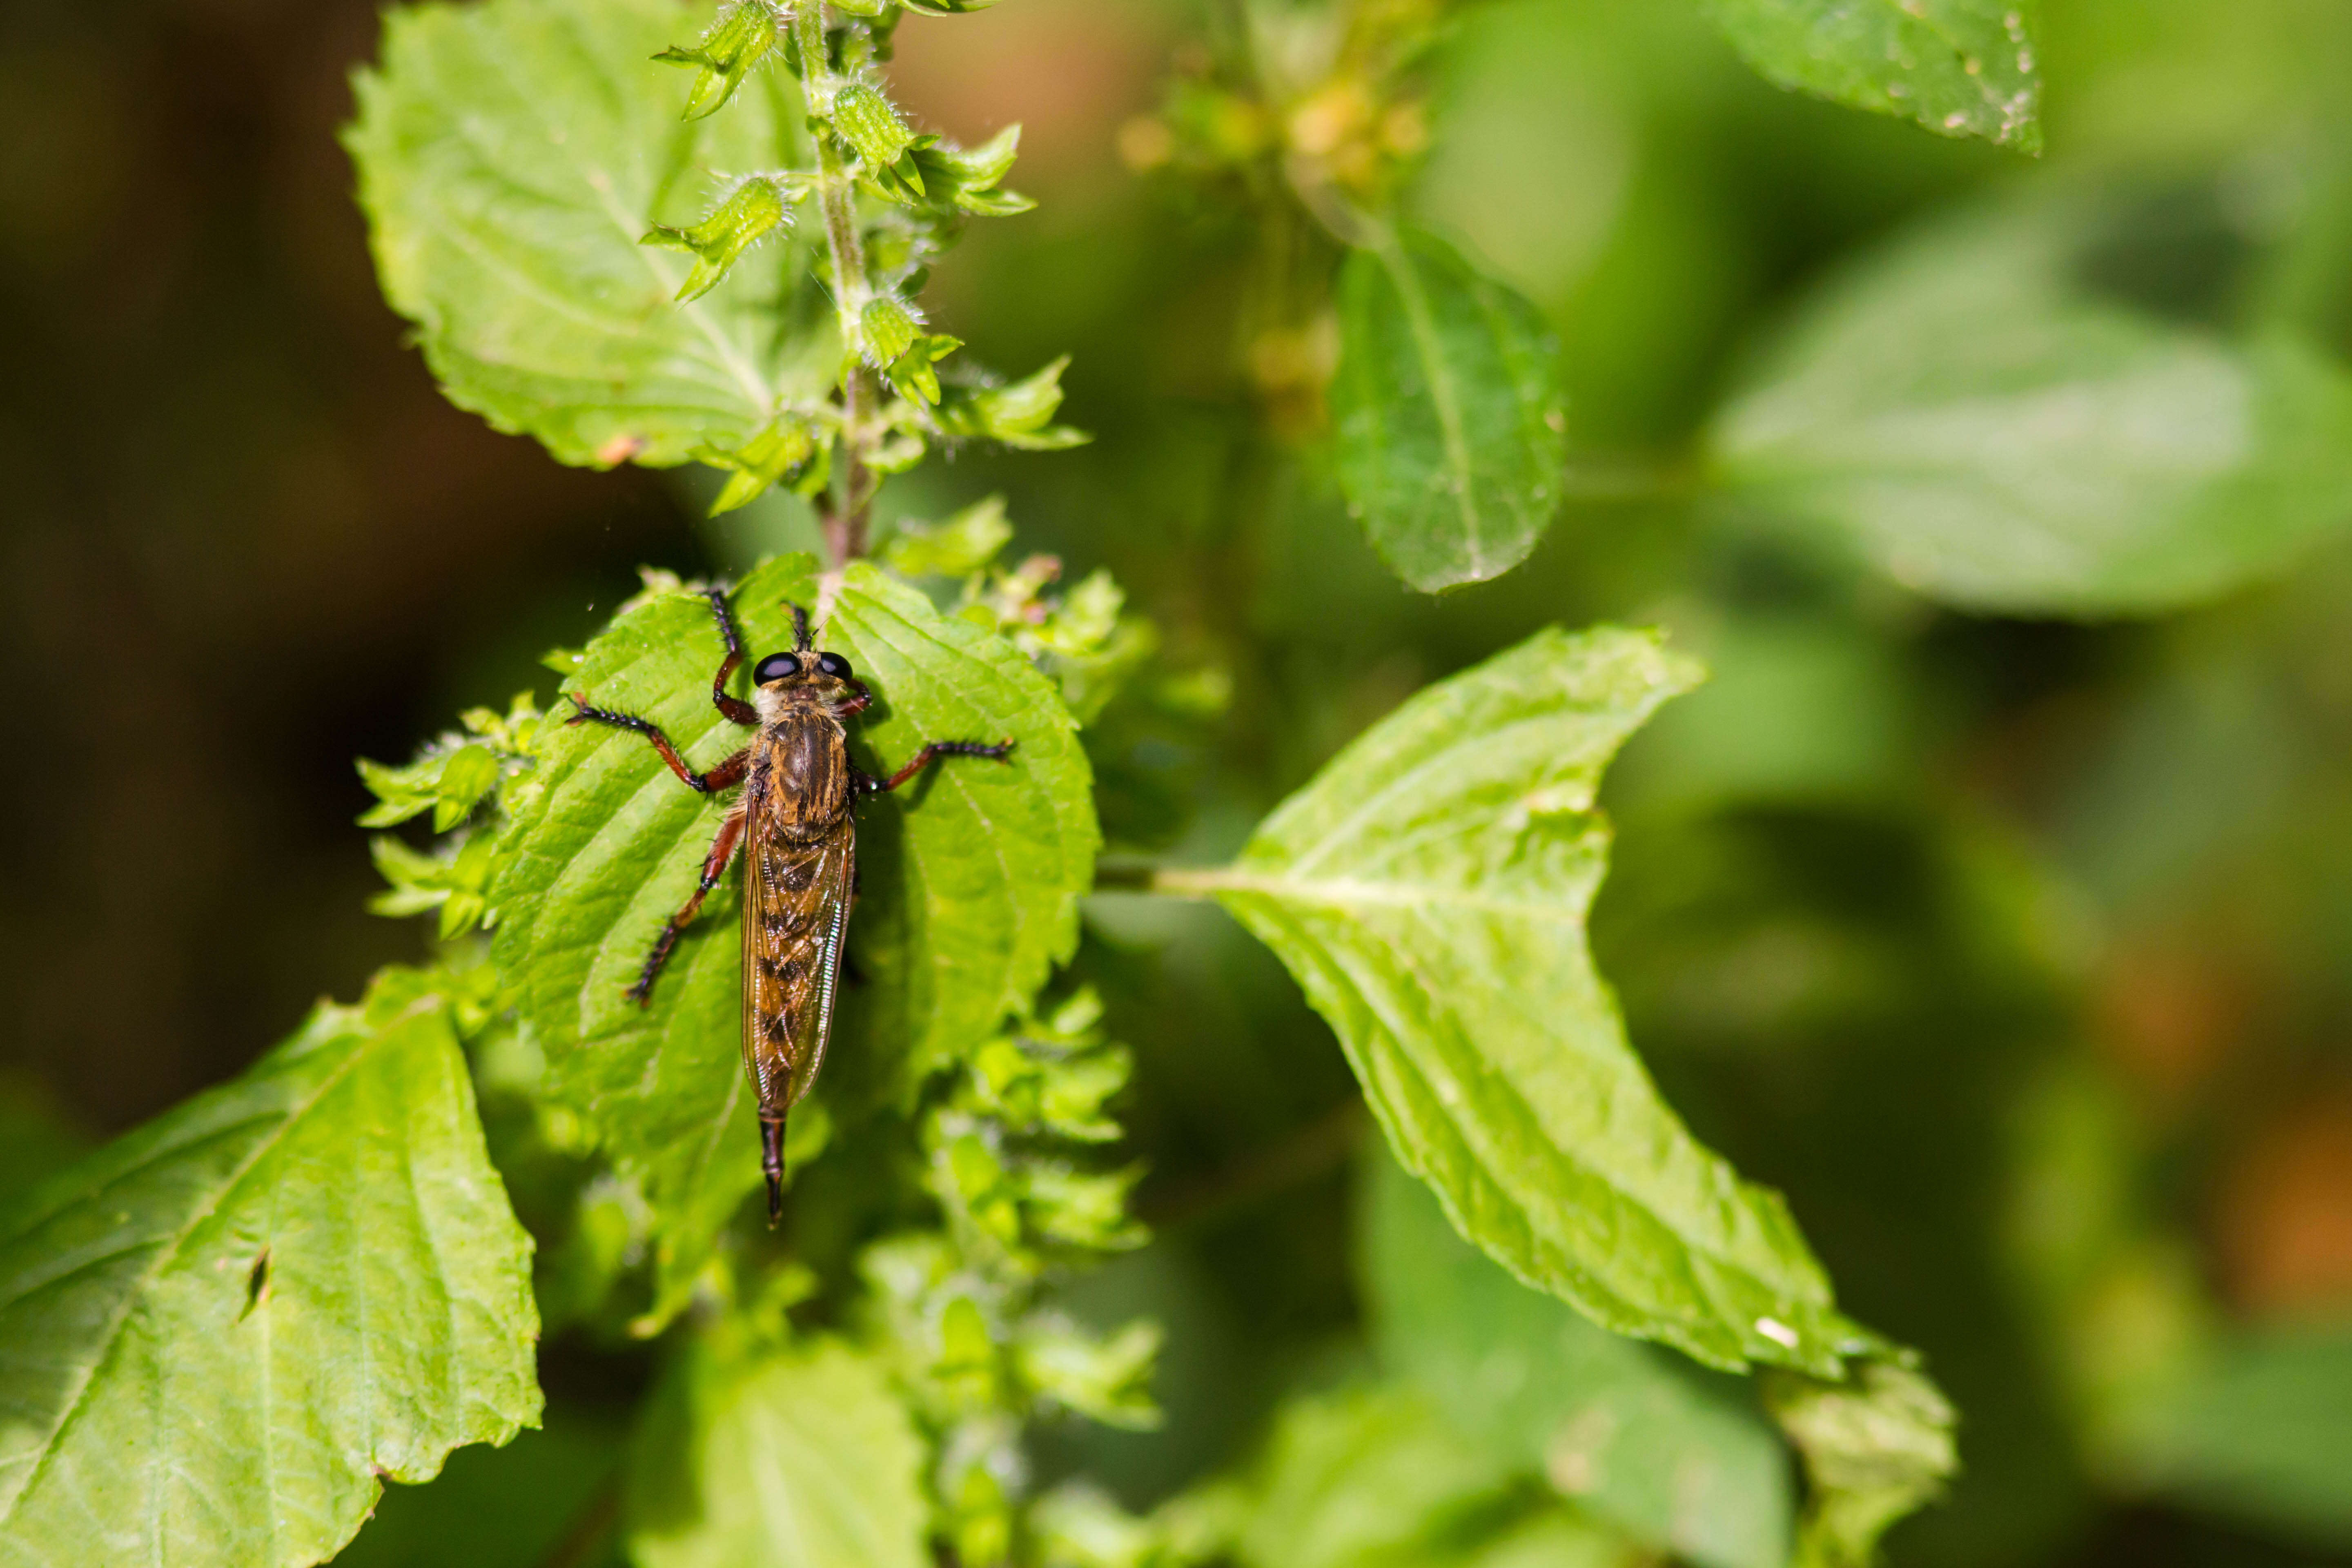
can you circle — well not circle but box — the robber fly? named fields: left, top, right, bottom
left=565, top=588, right=1012, bottom=1225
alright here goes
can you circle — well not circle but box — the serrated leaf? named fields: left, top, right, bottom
left=654, top=0, right=778, bottom=121
left=488, top=555, right=1096, bottom=1329
left=347, top=0, right=835, bottom=470
left=1187, top=626, right=1863, bottom=1374
left=1711, top=186, right=2352, bottom=617
left=627, top=1335, right=928, bottom=1568
left=0, top=969, right=540, bottom=1568
left=1361, top=1147, right=1794, bottom=1568
left=1332, top=228, right=1568, bottom=592
left=1697, top=0, right=2041, bottom=153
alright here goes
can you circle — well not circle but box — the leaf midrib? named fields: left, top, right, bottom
left=0, top=1000, right=439, bottom=1533
left=1375, top=234, right=1488, bottom=578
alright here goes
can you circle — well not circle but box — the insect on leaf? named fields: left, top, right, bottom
left=1193, top=626, right=1870, bottom=1374
left=488, top=554, right=1095, bottom=1331
left=0, top=969, right=541, bottom=1568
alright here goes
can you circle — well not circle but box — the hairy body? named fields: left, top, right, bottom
left=566, top=588, right=1011, bottom=1222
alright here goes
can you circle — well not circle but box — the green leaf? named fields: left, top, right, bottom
left=654, top=0, right=778, bottom=121
left=935, top=356, right=1090, bottom=450
left=346, top=0, right=835, bottom=470
left=641, top=176, right=797, bottom=303
left=1331, top=227, right=1568, bottom=593
left=488, top=555, right=1096, bottom=1329
left=0, top=969, right=540, bottom=1568
left=1711, top=188, right=2352, bottom=617
left=2130, top=1323, right=2352, bottom=1548
left=1361, top=1146, right=1794, bottom=1568
left=1696, top=0, right=2041, bottom=152
left=1236, top=1384, right=1522, bottom=1568
left=1764, top=1361, right=1958, bottom=1568
left=627, top=1335, right=929, bottom=1568
left=1180, top=626, right=1865, bottom=1374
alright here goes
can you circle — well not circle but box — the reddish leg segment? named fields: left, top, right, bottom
left=566, top=698, right=751, bottom=795
left=626, top=806, right=748, bottom=1005
left=860, top=737, right=1017, bottom=795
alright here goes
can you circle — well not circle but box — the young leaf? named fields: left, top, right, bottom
left=1696, top=0, right=2041, bottom=153
left=641, top=176, right=796, bottom=303
left=1361, top=1147, right=1794, bottom=1568
left=1174, top=626, right=1865, bottom=1374
left=1331, top=227, right=1568, bottom=593
left=627, top=1335, right=928, bottom=1568
left=654, top=0, right=778, bottom=121
left=1711, top=188, right=2352, bottom=617
left=1764, top=1361, right=1958, bottom=1568
left=347, top=0, right=836, bottom=470
left=488, top=555, right=1096, bottom=1327
left=0, top=969, right=540, bottom=1568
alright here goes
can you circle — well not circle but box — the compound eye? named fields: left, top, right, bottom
left=816, top=652, right=854, bottom=681
left=752, top=652, right=802, bottom=684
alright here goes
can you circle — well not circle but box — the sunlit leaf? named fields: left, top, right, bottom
left=488, top=555, right=1096, bottom=1329
left=1712, top=187, right=2352, bottom=617
left=1361, top=1147, right=1794, bottom=1568
left=1181, top=626, right=1867, bottom=1374
left=0, top=970, right=540, bottom=1568
left=628, top=1334, right=928, bottom=1568
left=347, top=0, right=836, bottom=470
left=1331, top=227, right=1568, bottom=592
left=1697, top=0, right=2041, bottom=152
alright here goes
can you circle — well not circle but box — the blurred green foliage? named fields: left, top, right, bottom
left=3, top=0, right=2352, bottom=1565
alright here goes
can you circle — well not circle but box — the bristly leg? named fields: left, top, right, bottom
left=705, top=587, right=759, bottom=726
left=860, top=737, right=1018, bottom=795
left=626, top=808, right=747, bottom=1005
left=566, top=696, right=751, bottom=794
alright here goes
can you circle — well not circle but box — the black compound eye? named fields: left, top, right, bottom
left=752, top=652, right=802, bottom=684
left=815, top=652, right=853, bottom=681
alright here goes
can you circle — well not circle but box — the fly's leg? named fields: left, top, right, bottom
left=626, top=806, right=747, bottom=1006
left=565, top=697, right=751, bottom=795
left=858, top=738, right=1018, bottom=795
left=705, top=587, right=759, bottom=726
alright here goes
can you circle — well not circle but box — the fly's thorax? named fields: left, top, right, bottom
left=749, top=701, right=855, bottom=835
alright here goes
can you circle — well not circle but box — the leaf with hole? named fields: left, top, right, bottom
left=0, top=969, right=540, bottom=1568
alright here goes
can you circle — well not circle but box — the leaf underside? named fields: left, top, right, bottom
left=489, top=555, right=1096, bottom=1327
left=1215, top=625, right=1865, bottom=1374
left=1712, top=187, right=2352, bottom=617
left=0, top=970, right=541, bottom=1568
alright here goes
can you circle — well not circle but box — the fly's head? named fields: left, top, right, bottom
left=750, top=647, right=869, bottom=723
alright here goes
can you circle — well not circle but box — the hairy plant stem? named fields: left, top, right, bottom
left=799, top=0, right=878, bottom=567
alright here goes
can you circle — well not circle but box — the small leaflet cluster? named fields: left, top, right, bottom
left=641, top=0, right=1084, bottom=520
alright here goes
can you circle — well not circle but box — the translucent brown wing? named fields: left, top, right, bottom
left=740, top=815, right=855, bottom=1121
